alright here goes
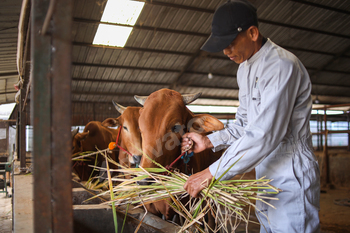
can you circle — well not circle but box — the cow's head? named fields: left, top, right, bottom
left=72, top=130, right=89, bottom=155
left=71, top=130, right=91, bottom=180
left=135, top=89, right=223, bottom=169
left=102, top=102, right=142, bottom=167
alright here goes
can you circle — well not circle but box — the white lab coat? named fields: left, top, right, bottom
left=207, top=39, right=320, bottom=233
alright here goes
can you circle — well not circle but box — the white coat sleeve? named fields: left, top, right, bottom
left=208, top=57, right=309, bottom=180
left=207, top=97, right=247, bottom=152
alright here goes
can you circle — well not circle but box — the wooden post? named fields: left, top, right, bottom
left=347, top=113, right=350, bottom=151
left=316, top=112, right=320, bottom=150
left=31, top=0, right=73, bottom=232
left=19, top=88, right=26, bottom=172
left=320, top=114, right=323, bottom=149
left=323, top=107, right=330, bottom=186
left=51, top=0, right=74, bottom=231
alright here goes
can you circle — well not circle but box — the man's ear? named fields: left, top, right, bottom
left=248, top=26, right=259, bottom=42
left=187, top=114, right=224, bottom=134
left=102, top=117, right=121, bottom=127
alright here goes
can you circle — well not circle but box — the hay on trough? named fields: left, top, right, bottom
left=88, top=150, right=281, bottom=233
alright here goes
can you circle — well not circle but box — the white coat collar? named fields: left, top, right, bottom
left=245, top=38, right=272, bottom=65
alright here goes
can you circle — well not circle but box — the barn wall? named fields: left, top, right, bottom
left=71, top=102, right=121, bottom=126
left=314, top=150, right=350, bottom=187
left=0, top=121, right=8, bottom=156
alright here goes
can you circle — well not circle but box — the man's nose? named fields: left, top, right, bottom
left=223, top=47, right=230, bottom=56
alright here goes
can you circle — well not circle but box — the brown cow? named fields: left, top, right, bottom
left=134, top=88, right=224, bottom=221
left=72, top=102, right=142, bottom=181
left=72, top=120, right=119, bottom=181
left=102, top=101, right=142, bottom=170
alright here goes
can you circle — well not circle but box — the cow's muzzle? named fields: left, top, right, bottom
left=137, top=177, right=153, bottom=186
left=132, top=155, right=142, bottom=168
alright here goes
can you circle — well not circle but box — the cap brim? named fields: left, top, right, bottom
left=201, top=33, right=239, bottom=53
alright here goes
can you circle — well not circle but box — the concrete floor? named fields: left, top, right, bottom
left=0, top=172, right=33, bottom=233
left=1, top=172, right=350, bottom=232
left=0, top=186, right=11, bottom=233
left=13, top=174, right=33, bottom=233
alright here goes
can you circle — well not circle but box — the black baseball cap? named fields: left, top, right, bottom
left=201, top=0, right=258, bottom=53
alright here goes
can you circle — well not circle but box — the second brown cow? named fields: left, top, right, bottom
left=72, top=102, right=142, bottom=181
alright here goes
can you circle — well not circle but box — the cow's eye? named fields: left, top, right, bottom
left=171, top=125, right=182, bottom=133
left=123, top=126, right=128, bottom=131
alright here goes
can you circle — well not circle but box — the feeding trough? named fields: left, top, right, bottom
left=72, top=178, right=181, bottom=233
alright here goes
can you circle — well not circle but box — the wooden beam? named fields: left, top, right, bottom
left=0, top=71, right=18, bottom=77
left=80, top=0, right=350, bottom=39
left=73, top=17, right=208, bottom=37
left=290, top=0, right=350, bottom=15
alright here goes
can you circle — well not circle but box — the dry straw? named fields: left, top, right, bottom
left=84, top=150, right=281, bottom=233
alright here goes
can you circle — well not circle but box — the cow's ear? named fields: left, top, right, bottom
left=75, top=131, right=89, bottom=141
left=102, top=117, right=121, bottom=127
left=188, top=114, right=224, bottom=134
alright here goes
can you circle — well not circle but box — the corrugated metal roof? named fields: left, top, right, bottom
left=70, top=0, right=350, bottom=123
left=0, top=0, right=22, bottom=104
left=1, top=0, right=350, bottom=124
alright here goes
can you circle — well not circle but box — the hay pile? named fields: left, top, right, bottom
left=90, top=152, right=281, bottom=233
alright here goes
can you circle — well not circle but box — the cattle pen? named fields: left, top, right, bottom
left=1, top=0, right=350, bottom=232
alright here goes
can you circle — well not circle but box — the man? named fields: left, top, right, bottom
left=181, top=0, right=320, bottom=232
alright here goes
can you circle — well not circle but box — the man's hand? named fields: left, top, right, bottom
left=181, top=132, right=213, bottom=154
left=183, top=168, right=214, bottom=198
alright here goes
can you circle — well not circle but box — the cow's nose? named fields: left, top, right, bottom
left=137, top=177, right=153, bottom=186
left=132, top=155, right=142, bottom=168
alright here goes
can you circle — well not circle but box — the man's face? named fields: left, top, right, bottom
left=223, top=29, right=256, bottom=64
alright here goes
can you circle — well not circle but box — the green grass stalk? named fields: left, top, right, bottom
left=104, top=151, right=118, bottom=233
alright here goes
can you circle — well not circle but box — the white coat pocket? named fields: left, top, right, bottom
left=252, top=87, right=261, bottom=105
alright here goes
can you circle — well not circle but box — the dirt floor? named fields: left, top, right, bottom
left=319, top=187, right=350, bottom=233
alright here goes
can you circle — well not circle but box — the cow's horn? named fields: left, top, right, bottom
left=182, top=92, right=202, bottom=105
left=134, top=95, right=147, bottom=106
left=71, top=127, right=79, bottom=137
left=112, top=100, right=126, bottom=114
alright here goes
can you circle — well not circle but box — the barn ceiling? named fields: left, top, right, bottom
left=0, top=0, right=22, bottom=104
left=1, top=0, right=350, bottom=125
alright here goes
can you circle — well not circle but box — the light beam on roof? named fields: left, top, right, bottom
left=93, top=0, right=145, bottom=47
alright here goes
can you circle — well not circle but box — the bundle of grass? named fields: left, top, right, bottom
left=94, top=152, right=281, bottom=233
left=72, top=149, right=109, bottom=161
left=82, top=177, right=109, bottom=190
left=72, top=149, right=113, bottom=190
